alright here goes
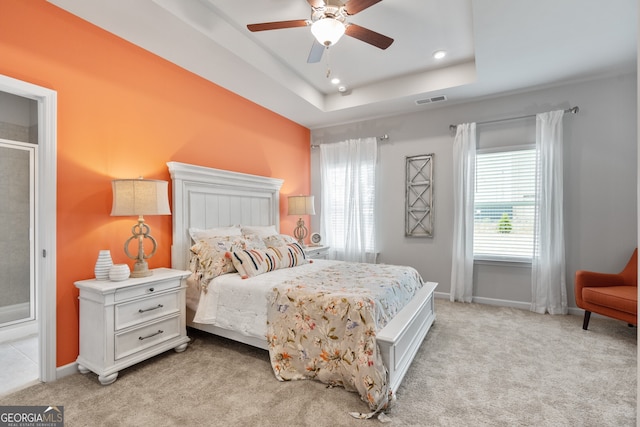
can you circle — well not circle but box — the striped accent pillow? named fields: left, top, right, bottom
left=231, top=242, right=308, bottom=279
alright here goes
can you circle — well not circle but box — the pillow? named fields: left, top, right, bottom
left=188, top=235, right=267, bottom=290
left=194, top=233, right=267, bottom=252
left=189, top=226, right=242, bottom=241
left=240, top=225, right=278, bottom=238
left=240, top=233, right=268, bottom=251
left=231, top=242, right=308, bottom=279
left=262, top=234, right=296, bottom=247
left=269, top=242, right=308, bottom=269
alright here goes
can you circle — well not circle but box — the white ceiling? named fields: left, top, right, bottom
left=47, top=0, right=637, bottom=129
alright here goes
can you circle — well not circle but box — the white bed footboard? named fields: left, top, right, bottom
left=377, top=281, right=437, bottom=393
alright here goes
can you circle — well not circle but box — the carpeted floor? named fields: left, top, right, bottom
left=0, top=299, right=636, bottom=426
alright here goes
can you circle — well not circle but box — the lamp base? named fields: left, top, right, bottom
left=124, top=216, right=157, bottom=278
left=130, top=260, right=152, bottom=278
left=293, top=217, right=309, bottom=248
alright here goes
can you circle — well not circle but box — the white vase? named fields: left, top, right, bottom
left=109, top=264, right=130, bottom=281
left=94, top=250, right=113, bottom=280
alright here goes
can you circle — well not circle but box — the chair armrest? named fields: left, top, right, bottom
left=575, top=270, right=626, bottom=289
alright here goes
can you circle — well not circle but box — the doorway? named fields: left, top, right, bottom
left=0, top=132, right=38, bottom=393
left=0, top=99, right=37, bottom=329
left=0, top=75, right=57, bottom=387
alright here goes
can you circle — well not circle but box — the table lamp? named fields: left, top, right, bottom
left=288, top=195, right=315, bottom=247
left=111, top=178, right=171, bottom=277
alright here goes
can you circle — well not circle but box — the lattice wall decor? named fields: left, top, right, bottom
left=405, top=154, right=434, bottom=237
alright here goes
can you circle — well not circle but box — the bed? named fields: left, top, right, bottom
left=167, top=161, right=437, bottom=415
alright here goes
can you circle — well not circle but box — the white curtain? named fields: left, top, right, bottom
left=531, top=110, right=568, bottom=314
left=319, top=138, right=377, bottom=263
left=450, top=123, right=476, bottom=302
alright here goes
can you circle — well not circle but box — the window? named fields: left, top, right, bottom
left=323, top=162, right=376, bottom=253
left=473, top=146, right=536, bottom=261
left=319, top=138, right=378, bottom=263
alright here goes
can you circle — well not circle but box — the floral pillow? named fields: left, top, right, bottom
left=262, top=234, right=296, bottom=247
left=189, top=235, right=266, bottom=292
left=189, top=225, right=241, bottom=241
left=231, top=242, right=308, bottom=279
left=240, top=225, right=278, bottom=238
left=239, top=234, right=268, bottom=251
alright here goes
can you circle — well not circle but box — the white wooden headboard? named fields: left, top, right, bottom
left=167, top=162, right=284, bottom=270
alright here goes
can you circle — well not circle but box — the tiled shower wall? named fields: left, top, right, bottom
left=0, top=121, right=29, bottom=143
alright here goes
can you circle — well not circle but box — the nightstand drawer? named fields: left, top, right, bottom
left=305, top=246, right=329, bottom=259
left=115, top=291, right=180, bottom=330
left=115, top=315, right=180, bottom=360
left=114, top=278, right=180, bottom=302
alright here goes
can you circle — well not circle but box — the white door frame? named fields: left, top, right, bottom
left=0, top=74, right=57, bottom=382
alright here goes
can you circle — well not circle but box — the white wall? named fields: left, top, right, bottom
left=311, top=73, right=637, bottom=309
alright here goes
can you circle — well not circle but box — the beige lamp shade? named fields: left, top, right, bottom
left=288, top=195, right=315, bottom=216
left=111, top=179, right=171, bottom=216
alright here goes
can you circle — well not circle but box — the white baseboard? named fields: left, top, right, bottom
left=434, top=291, right=584, bottom=317
left=567, top=307, right=584, bottom=317
left=433, top=291, right=450, bottom=300
left=471, top=296, right=532, bottom=310
left=56, top=361, right=78, bottom=380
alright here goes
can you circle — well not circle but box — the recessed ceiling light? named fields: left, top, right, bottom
left=433, top=50, right=447, bottom=59
left=331, top=77, right=340, bottom=85
left=338, top=85, right=347, bottom=93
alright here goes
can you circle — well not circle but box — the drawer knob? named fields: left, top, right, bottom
left=139, top=330, right=163, bottom=341
left=138, top=304, right=163, bottom=313
left=148, top=287, right=155, bottom=292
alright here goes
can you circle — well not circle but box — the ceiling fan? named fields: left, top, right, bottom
left=247, top=0, right=394, bottom=63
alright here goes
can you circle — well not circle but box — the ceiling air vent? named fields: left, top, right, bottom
left=415, top=95, right=447, bottom=105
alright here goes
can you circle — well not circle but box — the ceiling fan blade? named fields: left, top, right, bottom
left=345, top=24, right=393, bottom=49
left=344, top=0, right=383, bottom=15
left=306, top=0, right=325, bottom=8
left=307, top=40, right=325, bottom=63
left=247, top=20, right=309, bottom=32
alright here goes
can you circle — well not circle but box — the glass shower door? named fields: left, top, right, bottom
left=0, top=140, right=35, bottom=327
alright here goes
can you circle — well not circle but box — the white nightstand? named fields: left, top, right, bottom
left=305, top=245, right=330, bottom=260
left=75, top=267, right=191, bottom=385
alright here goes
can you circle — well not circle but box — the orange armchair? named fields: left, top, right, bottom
left=574, top=249, right=637, bottom=330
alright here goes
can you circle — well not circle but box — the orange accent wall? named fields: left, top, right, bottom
left=0, top=1, right=310, bottom=367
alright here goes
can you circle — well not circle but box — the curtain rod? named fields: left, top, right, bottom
left=311, top=134, right=389, bottom=149
left=448, top=106, right=579, bottom=133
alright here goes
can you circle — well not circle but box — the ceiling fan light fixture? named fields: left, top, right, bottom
left=311, top=18, right=345, bottom=47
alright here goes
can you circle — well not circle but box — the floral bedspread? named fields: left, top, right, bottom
left=266, top=261, right=424, bottom=416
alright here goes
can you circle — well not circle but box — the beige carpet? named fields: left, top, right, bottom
left=1, top=299, right=636, bottom=426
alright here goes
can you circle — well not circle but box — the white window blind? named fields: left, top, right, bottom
left=474, top=147, right=536, bottom=261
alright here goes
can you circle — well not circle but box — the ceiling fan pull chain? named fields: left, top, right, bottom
left=325, top=47, right=332, bottom=79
